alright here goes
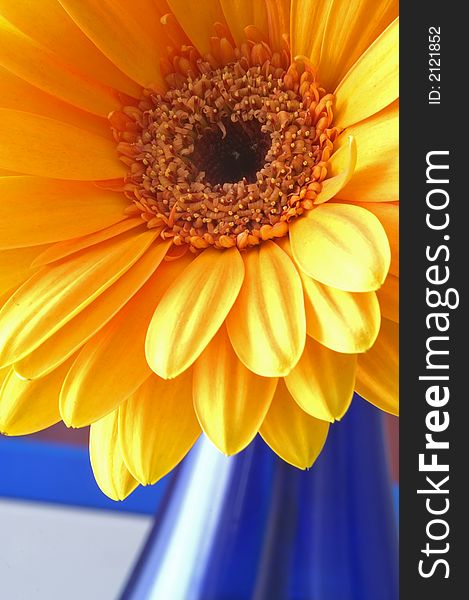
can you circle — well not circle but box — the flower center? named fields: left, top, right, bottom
left=112, top=43, right=338, bottom=250
left=192, top=119, right=271, bottom=185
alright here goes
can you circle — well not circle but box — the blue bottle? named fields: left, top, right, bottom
left=121, top=396, right=398, bottom=600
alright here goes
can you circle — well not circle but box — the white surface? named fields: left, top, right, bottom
left=0, top=499, right=152, bottom=600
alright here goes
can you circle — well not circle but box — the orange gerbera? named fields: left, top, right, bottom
left=0, top=0, right=398, bottom=500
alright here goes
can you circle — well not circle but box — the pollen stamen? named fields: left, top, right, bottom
left=112, top=36, right=338, bottom=251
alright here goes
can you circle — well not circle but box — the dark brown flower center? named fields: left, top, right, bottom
left=192, top=119, right=271, bottom=185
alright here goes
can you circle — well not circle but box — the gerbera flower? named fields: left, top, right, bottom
left=0, top=0, right=398, bottom=500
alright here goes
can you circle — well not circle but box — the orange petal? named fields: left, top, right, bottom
left=15, top=241, right=171, bottom=379
left=290, top=203, right=391, bottom=292
left=264, top=0, right=290, bottom=51
left=146, top=248, right=244, bottom=379
left=290, top=0, right=332, bottom=69
left=356, top=318, right=398, bottom=415
left=220, top=0, right=268, bottom=46
left=334, top=18, right=399, bottom=128
left=1, top=0, right=140, bottom=97
left=0, top=177, right=128, bottom=249
left=0, top=358, right=73, bottom=436
left=89, top=409, right=138, bottom=501
left=260, top=380, right=330, bottom=469
left=193, top=325, right=276, bottom=454
left=335, top=102, right=398, bottom=202
left=377, top=274, right=399, bottom=323
left=59, top=253, right=190, bottom=428
left=0, top=14, right=120, bottom=116
left=167, top=0, right=227, bottom=55
left=119, top=372, right=200, bottom=485
left=0, top=65, right=112, bottom=139
left=0, top=245, right=46, bottom=297
left=316, top=0, right=398, bottom=90
left=59, top=0, right=168, bottom=89
left=285, top=336, right=356, bottom=422
left=0, top=109, right=126, bottom=180
left=0, top=230, right=158, bottom=367
left=226, top=241, right=306, bottom=377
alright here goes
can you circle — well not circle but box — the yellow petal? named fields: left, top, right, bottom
left=0, top=230, right=158, bottom=367
left=335, top=102, right=398, bottom=202
left=146, top=248, right=244, bottom=379
left=0, top=109, right=126, bottom=180
left=334, top=18, right=399, bottom=129
left=317, top=0, right=398, bottom=90
left=15, top=241, right=171, bottom=379
left=260, top=380, right=329, bottom=469
left=31, top=218, right=143, bottom=268
left=0, top=367, right=9, bottom=387
left=226, top=241, right=306, bottom=377
left=277, top=235, right=381, bottom=353
left=356, top=318, right=398, bottom=415
left=89, top=409, right=138, bottom=501
left=119, top=372, right=200, bottom=485
left=0, top=65, right=112, bottom=139
left=59, top=254, right=189, bottom=428
left=0, top=359, right=73, bottom=436
left=290, top=203, right=390, bottom=292
left=303, top=278, right=380, bottom=353
left=377, top=274, right=399, bottom=323
left=167, top=0, right=227, bottom=55
left=290, top=0, right=332, bottom=69
left=0, top=15, right=120, bottom=116
left=220, top=0, right=268, bottom=46
left=285, top=336, right=356, bottom=421
left=1, top=0, right=140, bottom=97
left=59, top=0, right=167, bottom=89
left=0, top=177, right=128, bottom=249
left=354, top=201, right=399, bottom=276
left=0, top=245, right=46, bottom=297
left=315, top=135, right=356, bottom=204
left=193, top=325, right=276, bottom=454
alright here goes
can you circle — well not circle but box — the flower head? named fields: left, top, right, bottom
left=0, top=0, right=398, bottom=500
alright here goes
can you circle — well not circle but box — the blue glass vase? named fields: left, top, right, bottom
left=121, top=396, right=398, bottom=600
